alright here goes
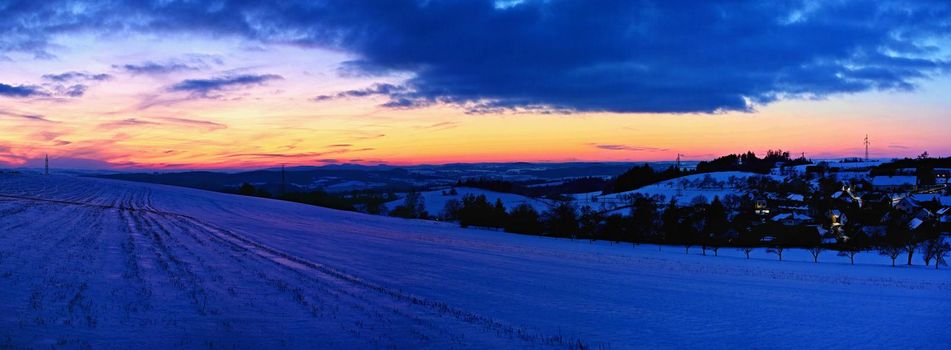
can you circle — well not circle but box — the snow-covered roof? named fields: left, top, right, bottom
left=910, top=194, right=951, bottom=207
left=908, top=217, right=924, bottom=230
left=786, top=194, right=805, bottom=202
left=771, top=213, right=811, bottom=222
left=871, top=176, right=916, bottom=187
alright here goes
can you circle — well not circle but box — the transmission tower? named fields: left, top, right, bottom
left=864, top=134, right=870, bottom=161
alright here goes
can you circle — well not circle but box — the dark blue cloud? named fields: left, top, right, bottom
left=0, top=83, right=45, bottom=97
left=1, top=0, right=949, bottom=113
left=62, top=84, right=87, bottom=97
left=42, top=71, right=112, bottom=82
left=115, top=62, right=198, bottom=75
left=314, top=83, right=406, bottom=101
left=169, top=74, right=283, bottom=97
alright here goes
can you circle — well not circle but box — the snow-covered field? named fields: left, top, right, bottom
left=1, top=174, right=949, bottom=349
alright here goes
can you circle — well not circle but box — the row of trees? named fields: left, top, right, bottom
left=412, top=192, right=950, bottom=268
left=696, top=149, right=810, bottom=174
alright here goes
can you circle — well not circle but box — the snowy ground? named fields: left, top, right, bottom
left=1, top=174, right=949, bottom=349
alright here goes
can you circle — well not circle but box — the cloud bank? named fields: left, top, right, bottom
left=1, top=0, right=949, bottom=113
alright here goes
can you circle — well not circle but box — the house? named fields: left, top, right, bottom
left=938, top=208, right=951, bottom=232
left=770, top=213, right=813, bottom=226
left=934, top=168, right=951, bottom=185
left=831, top=185, right=863, bottom=207
left=908, top=217, right=925, bottom=231
left=754, top=199, right=770, bottom=216
left=827, top=209, right=848, bottom=239
left=786, top=193, right=805, bottom=202
left=814, top=226, right=838, bottom=244
left=895, top=196, right=922, bottom=214
left=869, top=193, right=905, bottom=207
left=910, top=194, right=951, bottom=207
left=871, top=175, right=917, bottom=192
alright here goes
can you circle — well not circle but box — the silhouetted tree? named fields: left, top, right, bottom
left=705, top=196, right=729, bottom=256
left=492, top=199, right=508, bottom=228
left=740, top=246, right=754, bottom=259
left=630, top=195, right=659, bottom=242
left=878, top=245, right=903, bottom=267
left=504, top=204, right=542, bottom=235
left=239, top=182, right=256, bottom=196
left=767, top=246, right=785, bottom=261
left=807, top=246, right=824, bottom=263
left=459, top=194, right=495, bottom=228
left=441, top=199, right=462, bottom=221
left=578, top=205, right=603, bottom=242
left=544, top=201, right=579, bottom=238
left=923, top=238, right=950, bottom=269
left=390, top=190, right=427, bottom=219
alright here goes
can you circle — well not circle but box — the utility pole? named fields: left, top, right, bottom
left=676, top=153, right=685, bottom=172
left=45, top=154, right=49, bottom=176
left=864, top=134, right=870, bottom=161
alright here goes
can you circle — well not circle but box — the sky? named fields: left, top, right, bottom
left=0, top=0, right=949, bottom=170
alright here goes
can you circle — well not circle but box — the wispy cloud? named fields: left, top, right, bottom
left=154, top=117, right=227, bottom=130
left=98, top=116, right=228, bottom=131
left=98, top=118, right=162, bottom=129
left=169, top=74, right=283, bottom=97
left=115, top=61, right=198, bottom=75
left=314, top=83, right=407, bottom=102
left=0, top=110, right=55, bottom=122
left=224, top=147, right=374, bottom=159
left=42, top=71, right=112, bottom=82
left=591, top=143, right=669, bottom=152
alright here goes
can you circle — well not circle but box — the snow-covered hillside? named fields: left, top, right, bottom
left=575, top=171, right=781, bottom=213
left=1, top=174, right=949, bottom=349
left=385, top=187, right=553, bottom=215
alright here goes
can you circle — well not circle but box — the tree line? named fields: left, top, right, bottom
left=389, top=189, right=949, bottom=268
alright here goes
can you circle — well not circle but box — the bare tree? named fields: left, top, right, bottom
left=808, top=246, right=824, bottom=263
left=878, top=245, right=903, bottom=267
left=767, top=246, right=784, bottom=261
left=924, top=239, right=950, bottom=270
left=904, top=240, right=917, bottom=266
left=740, top=247, right=754, bottom=259
left=838, top=248, right=861, bottom=265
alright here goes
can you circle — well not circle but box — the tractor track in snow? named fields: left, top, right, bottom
left=0, top=180, right=589, bottom=349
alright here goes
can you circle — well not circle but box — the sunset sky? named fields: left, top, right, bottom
left=1, top=1, right=949, bottom=170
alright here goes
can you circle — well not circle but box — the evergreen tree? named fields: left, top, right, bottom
left=459, top=194, right=494, bottom=228
left=492, top=199, right=508, bottom=228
